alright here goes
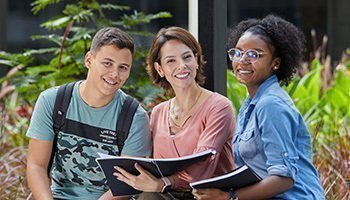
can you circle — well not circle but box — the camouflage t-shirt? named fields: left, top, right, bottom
left=26, top=81, right=152, bottom=199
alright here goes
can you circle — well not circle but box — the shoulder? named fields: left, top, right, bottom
left=117, top=89, right=149, bottom=118
left=206, top=92, right=234, bottom=111
left=151, top=100, right=169, bottom=114
left=34, top=86, right=60, bottom=110
left=40, top=86, right=59, bottom=100
left=255, top=88, right=294, bottom=117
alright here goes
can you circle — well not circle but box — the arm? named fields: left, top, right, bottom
left=26, top=138, right=53, bottom=200
left=193, top=175, right=293, bottom=200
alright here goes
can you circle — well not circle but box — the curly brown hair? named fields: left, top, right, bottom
left=146, top=26, right=206, bottom=91
left=227, top=14, right=306, bottom=85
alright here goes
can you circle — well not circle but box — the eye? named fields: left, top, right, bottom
left=184, top=54, right=193, bottom=60
left=234, top=50, right=241, bottom=57
left=119, top=65, right=129, bottom=72
left=102, top=61, right=112, bottom=68
left=246, top=50, right=258, bottom=58
left=166, top=59, right=176, bottom=64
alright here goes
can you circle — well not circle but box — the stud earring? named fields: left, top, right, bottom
left=273, top=66, right=278, bottom=70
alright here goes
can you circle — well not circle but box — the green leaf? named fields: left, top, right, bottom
left=0, top=59, right=14, bottom=66
left=100, top=3, right=130, bottom=11
left=31, top=0, right=61, bottom=15
left=41, top=16, right=71, bottom=30
left=31, top=34, right=63, bottom=46
left=121, top=11, right=172, bottom=28
left=23, top=48, right=58, bottom=56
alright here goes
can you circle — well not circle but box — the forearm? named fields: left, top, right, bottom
left=236, top=175, right=293, bottom=200
left=27, top=164, right=52, bottom=200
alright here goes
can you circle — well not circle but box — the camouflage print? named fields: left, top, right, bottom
left=51, top=131, right=118, bottom=190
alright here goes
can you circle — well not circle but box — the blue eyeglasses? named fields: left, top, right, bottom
left=227, top=48, right=266, bottom=63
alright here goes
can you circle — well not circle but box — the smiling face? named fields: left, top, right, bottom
left=85, top=44, right=132, bottom=99
left=231, top=31, right=280, bottom=97
left=154, top=39, right=198, bottom=90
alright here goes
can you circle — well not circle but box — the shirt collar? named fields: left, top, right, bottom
left=249, top=75, right=279, bottom=105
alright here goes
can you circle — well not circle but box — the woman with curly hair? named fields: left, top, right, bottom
left=193, top=14, right=325, bottom=200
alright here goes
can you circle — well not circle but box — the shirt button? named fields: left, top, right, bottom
left=283, top=152, right=288, bottom=157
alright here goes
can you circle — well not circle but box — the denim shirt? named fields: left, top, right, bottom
left=232, top=75, right=325, bottom=199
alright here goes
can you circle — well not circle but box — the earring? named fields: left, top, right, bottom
left=273, top=66, right=278, bottom=70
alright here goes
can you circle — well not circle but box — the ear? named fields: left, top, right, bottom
left=85, top=51, right=92, bottom=69
left=154, top=62, right=165, bottom=77
left=272, top=57, right=281, bottom=71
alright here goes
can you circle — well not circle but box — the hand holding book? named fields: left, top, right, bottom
left=190, top=165, right=261, bottom=191
left=96, top=149, right=216, bottom=196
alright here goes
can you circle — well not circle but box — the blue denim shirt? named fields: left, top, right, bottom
left=233, top=75, right=325, bottom=199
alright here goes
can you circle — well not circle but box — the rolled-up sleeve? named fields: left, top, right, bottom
left=257, top=97, right=299, bottom=182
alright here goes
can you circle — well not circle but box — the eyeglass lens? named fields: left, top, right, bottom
left=228, top=49, right=260, bottom=63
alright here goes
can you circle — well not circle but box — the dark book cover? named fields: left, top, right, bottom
left=96, top=149, right=216, bottom=196
left=190, top=165, right=261, bottom=191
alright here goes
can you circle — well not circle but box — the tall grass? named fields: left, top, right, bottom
left=0, top=104, right=31, bottom=200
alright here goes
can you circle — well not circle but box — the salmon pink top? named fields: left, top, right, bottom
left=150, top=92, right=235, bottom=190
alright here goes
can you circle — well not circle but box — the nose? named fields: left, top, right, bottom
left=237, top=54, right=250, bottom=64
left=178, top=59, right=188, bottom=70
left=109, top=67, right=119, bottom=78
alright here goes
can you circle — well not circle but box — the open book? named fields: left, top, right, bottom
left=96, top=149, right=216, bottom=196
left=190, top=165, right=261, bottom=191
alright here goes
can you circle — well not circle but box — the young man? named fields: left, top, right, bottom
left=26, top=27, right=152, bottom=200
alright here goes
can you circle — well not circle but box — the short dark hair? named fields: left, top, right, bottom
left=90, top=27, right=134, bottom=54
left=146, top=26, right=206, bottom=91
left=227, top=14, right=306, bottom=85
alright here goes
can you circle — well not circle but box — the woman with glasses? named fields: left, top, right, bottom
left=114, top=26, right=236, bottom=200
left=193, top=14, right=325, bottom=200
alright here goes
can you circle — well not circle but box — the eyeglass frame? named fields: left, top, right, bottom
left=227, top=48, right=266, bottom=64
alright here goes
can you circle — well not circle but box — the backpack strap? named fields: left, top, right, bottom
left=48, top=81, right=76, bottom=177
left=115, top=96, right=139, bottom=156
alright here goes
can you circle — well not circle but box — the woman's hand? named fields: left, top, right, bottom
left=114, top=163, right=164, bottom=192
left=192, top=188, right=231, bottom=200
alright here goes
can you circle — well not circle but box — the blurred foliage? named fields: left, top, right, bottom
left=0, top=0, right=171, bottom=107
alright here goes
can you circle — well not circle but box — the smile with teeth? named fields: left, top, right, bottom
left=175, top=72, right=190, bottom=78
left=238, top=69, right=253, bottom=74
left=103, top=77, right=118, bottom=85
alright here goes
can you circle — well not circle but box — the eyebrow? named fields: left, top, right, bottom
left=162, top=50, right=192, bottom=60
left=103, top=57, right=130, bottom=67
left=102, top=58, right=115, bottom=62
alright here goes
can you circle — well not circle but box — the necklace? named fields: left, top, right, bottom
left=171, top=88, right=203, bottom=120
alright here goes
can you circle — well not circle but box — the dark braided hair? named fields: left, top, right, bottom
left=227, top=14, right=306, bottom=85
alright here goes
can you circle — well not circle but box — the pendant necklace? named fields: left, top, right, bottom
left=172, top=88, right=203, bottom=120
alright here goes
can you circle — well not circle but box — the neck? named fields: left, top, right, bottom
left=79, top=80, right=114, bottom=108
left=173, top=84, right=202, bottom=111
left=171, top=84, right=203, bottom=120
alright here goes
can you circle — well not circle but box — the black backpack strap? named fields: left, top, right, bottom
left=115, top=96, right=139, bottom=156
left=48, top=81, right=76, bottom=177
